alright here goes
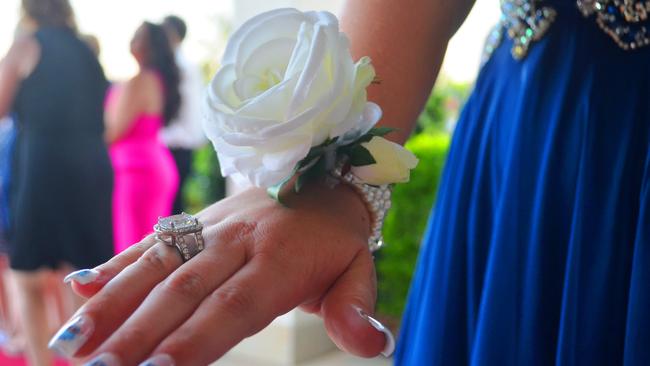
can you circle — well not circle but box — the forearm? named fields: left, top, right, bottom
left=0, top=60, right=20, bottom=119
left=341, top=0, right=475, bottom=144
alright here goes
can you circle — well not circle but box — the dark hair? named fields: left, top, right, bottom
left=22, top=0, right=76, bottom=29
left=142, top=22, right=181, bottom=125
left=162, top=15, right=187, bottom=42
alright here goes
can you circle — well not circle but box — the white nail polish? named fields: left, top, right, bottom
left=139, top=354, right=175, bottom=366
left=84, top=353, right=121, bottom=366
left=64, top=269, right=100, bottom=285
left=356, top=308, right=396, bottom=357
left=48, top=315, right=94, bottom=357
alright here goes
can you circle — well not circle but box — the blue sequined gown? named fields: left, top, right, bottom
left=395, top=1, right=650, bottom=365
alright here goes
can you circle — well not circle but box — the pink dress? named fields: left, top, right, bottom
left=106, top=86, right=179, bottom=253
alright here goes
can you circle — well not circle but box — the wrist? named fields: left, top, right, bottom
left=332, top=168, right=391, bottom=252
left=286, top=178, right=373, bottom=242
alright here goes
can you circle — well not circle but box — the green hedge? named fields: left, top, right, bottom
left=375, top=132, right=451, bottom=319
left=184, top=145, right=226, bottom=214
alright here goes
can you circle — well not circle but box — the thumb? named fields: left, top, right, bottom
left=320, top=250, right=395, bottom=358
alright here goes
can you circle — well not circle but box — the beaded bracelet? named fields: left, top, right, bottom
left=332, top=166, right=392, bottom=253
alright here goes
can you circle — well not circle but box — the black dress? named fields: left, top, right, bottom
left=9, top=27, right=114, bottom=271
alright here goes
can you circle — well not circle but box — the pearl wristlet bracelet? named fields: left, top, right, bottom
left=332, top=167, right=392, bottom=253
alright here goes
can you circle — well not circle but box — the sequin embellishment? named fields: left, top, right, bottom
left=577, top=0, right=650, bottom=50
left=482, top=0, right=557, bottom=63
left=482, top=0, right=650, bottom=65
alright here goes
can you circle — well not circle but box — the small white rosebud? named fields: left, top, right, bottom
left=351, top=137, right=419, bottom=185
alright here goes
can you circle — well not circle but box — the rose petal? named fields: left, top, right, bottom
left=236, top=75, right=299, bottom=121
left=284, top=22, right=311, bottom=81
left=233, top=11, right=305, bottom=75
left=241, top=37, right=296, bottom=79
left=287, top=23, right=327, bottom=119
left=304, top=10, right=339, bottom=28
left=222, top=8, right=303, bottom=65
left=206, top=64, right=241, bottom=111
left=261, top=133, right=311, bottom=171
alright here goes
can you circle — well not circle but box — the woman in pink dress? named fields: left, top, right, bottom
left=105, top=22, right=180, bottom=253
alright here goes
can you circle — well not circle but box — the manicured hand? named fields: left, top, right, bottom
left=51, top=183, right=394, bottom=366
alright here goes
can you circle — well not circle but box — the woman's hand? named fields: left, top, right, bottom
left=51, top=183, right=393, bottom=365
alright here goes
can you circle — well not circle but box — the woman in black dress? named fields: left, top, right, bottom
left=0, top=0, right=113, bottom=364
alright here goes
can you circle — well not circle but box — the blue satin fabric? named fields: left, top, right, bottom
left=0, top=117, right=15, bottom=241
left=395, top=6, right=650, bottom=366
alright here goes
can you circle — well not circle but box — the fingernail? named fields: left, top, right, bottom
left=85, top=353, right=121, bottom=366
left=356, top=308, right=395, bottom=357
left=140, top=354, right=175, bottom=366
left=64, top=269, right=100, bottom=285
left=48, top=315, right=94, bottom=357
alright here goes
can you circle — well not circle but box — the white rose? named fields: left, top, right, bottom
left=351, top=137, right=419, bottom=185
left=203, top=8, right=381, bottom=187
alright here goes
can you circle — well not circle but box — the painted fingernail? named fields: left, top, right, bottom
left=64, top=269, right=100, bottom=285
left=356, top=308, right=396, bottom=357
left=48, top=315, right=94, bottom=357
left=85, top=353, right=121, bottom=366
left=139, top=354, right=175, bottom=366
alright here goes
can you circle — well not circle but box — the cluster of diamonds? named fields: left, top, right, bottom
left=577, top=0, right=650, bottom=50
left=176, top=235, right=192, bottom=261
left=482, top=0, right=648, bottom=66
left=482, top=0, right=557, bottom=63
left=154, top=213, right=205, bottom=261
left=332, top=167, right=392, bottom=253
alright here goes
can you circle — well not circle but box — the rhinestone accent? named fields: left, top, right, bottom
left=482, top=0, right=649, bottom=64
left=332, top=167, right=392, bottom=253
left=482, top=0, right=557, bottom=63
left=155, top=212, right=203, bottom=234
left=577, top=0, right=650, bottom=50
left=154, top=213, right=204, bottom=262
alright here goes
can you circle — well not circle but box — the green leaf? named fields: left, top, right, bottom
left=294, top=156, right=328, bottom=193
left=351, top=128, right=397, bottom=146
left=294, top=174, right=308, bottom=193
left=297, top=155, right=320, bottom=170
left=369, top=127, right=398, bottom=137
left=267, top=167, right=298, bottom=205
left=267, top=181, right=289, bottom=205
left=356, top=134, right=375, bottom=144
left=303, top=146, right=325, bottom=161
left=348, top=145, right=376, bottom=166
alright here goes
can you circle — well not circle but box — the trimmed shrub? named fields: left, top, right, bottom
left=376, top=132, right=451, bottom=319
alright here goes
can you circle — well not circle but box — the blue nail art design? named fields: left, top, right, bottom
left=139, top=354, right=175, bottom=366
left=87, top=361, right=109, bottom=366
left=58, top=323, right=82, bottom=341
left=64, top=269, right=100, bottom=285
left=84, top=353, right=120, bottom=366
left=48, top=315, right=94, bottom=357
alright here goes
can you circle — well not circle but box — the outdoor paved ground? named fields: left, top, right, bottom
left=216, top=351, right=392, bottom=366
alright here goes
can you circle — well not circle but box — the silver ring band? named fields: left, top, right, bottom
left=154, top=213, right=205, bottom=262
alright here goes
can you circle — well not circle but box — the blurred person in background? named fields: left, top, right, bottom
left=0, top=116, right=20, bottom=355
left=0, top=0, right=114, bottom=364
left=161, top=15, right=206, bottom=214
left=105, top=21, right=180, bottom=254
left=80, top=34, right=101, bottom=58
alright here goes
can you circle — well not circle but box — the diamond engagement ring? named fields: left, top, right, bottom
left=154, top=213, right=205, bottom=261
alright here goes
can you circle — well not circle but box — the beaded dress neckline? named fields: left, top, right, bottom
left=482, top=0, right=650, bottom=63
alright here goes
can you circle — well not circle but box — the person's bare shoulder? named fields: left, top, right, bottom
left=3, top=35, right=40, bottom=78
left=127, top=70, right=161, bottom=95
